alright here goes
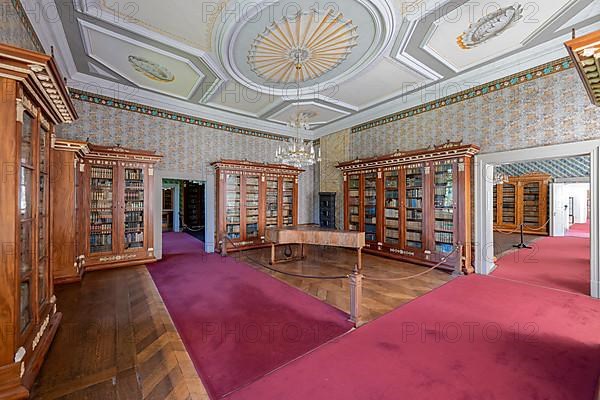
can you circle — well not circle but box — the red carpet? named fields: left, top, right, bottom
left=226, top=275, right=600, bottom=400
left=567, top=221, right=591, bottom=238
left=148, top=233, right=353, bottom=399
left=493, top=235, right=590, bottom=295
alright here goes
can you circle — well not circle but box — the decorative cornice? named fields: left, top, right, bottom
left=69, top=89, right=289, bottom=142
left=352, top=57, right=575, bottom=133
left=11, top=0, right=45, bottom=53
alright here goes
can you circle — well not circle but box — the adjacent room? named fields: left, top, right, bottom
left=491, top=156, right=591, bottom=295
left=1, top=1, right=599, bottom=400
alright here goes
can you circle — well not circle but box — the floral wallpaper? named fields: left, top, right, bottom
left=58, top=99, right=316, bottom=223
left=348, top=68, right=600, bottom=158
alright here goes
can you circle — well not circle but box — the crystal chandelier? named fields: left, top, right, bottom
left=275, top=56, right=321, bottom=168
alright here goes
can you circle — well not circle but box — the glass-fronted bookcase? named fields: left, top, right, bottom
left=0, top=43, right=77, bottom=397
left=339, top=144, right=479, bottom=273
left=212, top=160, right=303, bottom=252
left=82, top=144, right=162, bottom=271
left=493, top=173, right=550, bottom=235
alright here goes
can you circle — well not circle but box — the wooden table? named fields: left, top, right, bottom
left=265, top=225, right=366, bottom=270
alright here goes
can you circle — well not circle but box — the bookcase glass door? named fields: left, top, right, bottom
left=348, top=175, right=360, bottom=231
left=124, top=168, right=145, bottom=250
left=90, top=166, right=115, bottom=254
left=502, top=182, right=517, bottom=225
left=364, top=173, right=377, bottom=242
left=245, top=175, right=260, bottom=238
left=404, top=166, right=424, bottom=249
left=225, top=174, right=241, bottom=239
left=433, top=163, right=455, bottom=254
left=38, top=125, right=49, bottom=305
left=265, top=177, right=279, bottom=228
left=384, top=171, right=399, bottom=245
left=522, top=182, right=541, bottom=228
left=282, top=178, right=294, bottom=226
left=19, top=111, right=35, bottom=333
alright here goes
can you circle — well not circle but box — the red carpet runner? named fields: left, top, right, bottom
left=147, top=233, right=353, bottom=399
left=567, top=221, right=591, bottom=238
left=493, top=235, right=590, bottom=295
left=226, top=275, right=600, bottom=400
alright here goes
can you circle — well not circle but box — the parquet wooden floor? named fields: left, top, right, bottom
left=240, top=246, right=453, bottom=323
left=31, top=266, right=208, bottom=400
left=32, top=246, right=452, bottom=399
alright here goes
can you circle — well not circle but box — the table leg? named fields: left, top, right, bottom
left=357, top=247, right=362, bottom=271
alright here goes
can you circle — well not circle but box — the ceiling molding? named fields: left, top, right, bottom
left=69, top=88, right=291, bottom=142
left=78, top=19, right=206, bottom=100
left=351, top=56, right=574, bottom=133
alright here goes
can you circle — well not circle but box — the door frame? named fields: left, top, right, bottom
left=153, top=170, right=215, bottom=259
left=474, top=140, right=600, bottom=298
left=161, top=182, right=180, bottom=232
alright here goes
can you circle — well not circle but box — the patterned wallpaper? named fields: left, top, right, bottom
left=320, top=67, right=600, bottom=226
left=319, top=129, right=350, bottom=228
left=58, top=99, right=316, bottom=223
left=0, top=0, right=43, bottom=52
left=347, top=68, right=600, bottom=158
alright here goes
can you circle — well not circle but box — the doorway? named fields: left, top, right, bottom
left=487, top=156, right=591, bottom=295
left=474, top=140, right=600, bottom=299
left=159, top=178, right=207, bottom=251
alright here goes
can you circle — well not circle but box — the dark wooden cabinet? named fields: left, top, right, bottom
left=50, top=139, right=88, bottom=285
left=81, top=144, right=162, bottom=271
left=337, top=143, right=479, bottom=273
left=0, top=43, right=77, bottom=399
left=319, top=192, right=336, bottom=228
left=493, top=173, right=550, bottom=235
left=212, top=160, right=303, bottom=252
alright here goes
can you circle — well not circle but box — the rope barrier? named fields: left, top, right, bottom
left=363, top=246, right=459, bottom=282
left=182, top=223, right=204, bottom=232
left=526, top=219, right=551, bottom=231
left=494, top=225, right=522, bottom=235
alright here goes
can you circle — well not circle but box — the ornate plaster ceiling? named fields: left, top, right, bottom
left=26, top=0, right=600, bottom=138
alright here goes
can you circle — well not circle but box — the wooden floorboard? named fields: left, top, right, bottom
left=31, top=266, right=208, bottom=400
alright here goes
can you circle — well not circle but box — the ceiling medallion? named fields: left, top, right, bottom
left=457, top=4, right=523, bottom=50
left=127, top=55, right=175, bottom=82
left=247, top=8, right=359, bottom=83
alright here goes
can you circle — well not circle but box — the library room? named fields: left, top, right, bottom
left=0, top=1, right=599, bottom=399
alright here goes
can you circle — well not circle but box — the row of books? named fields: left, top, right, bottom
left=434, top=209, right=453, bottom=220
left=406, top=188, right=422, bottom=198
left=406, top=231, right=421, bottom=241
left=385, top=208, right=399, bottom=218
left=435, top=220, right=454, bottom=231
left=406, top=198, right=422, bottom=208
left=385, top=229, right=399, bottom=239
left=435, top=231, right=453, bottom=243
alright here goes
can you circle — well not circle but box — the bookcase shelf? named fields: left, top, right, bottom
left=338, top=143, right=479, bottom=273
left=213, top=160, right=303, bottom=252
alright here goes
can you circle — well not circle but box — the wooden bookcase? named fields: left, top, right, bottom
left=50, top=139, right=89, bottom=285
left=212, top=160, right=303, bottom=252
left=81, top=144, right=162, bottom=271
left=0, top=43, right=77, bottom=398
left=493, top=173, right=551, bottom=235
left=337, top=143, right=479, bottom=273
